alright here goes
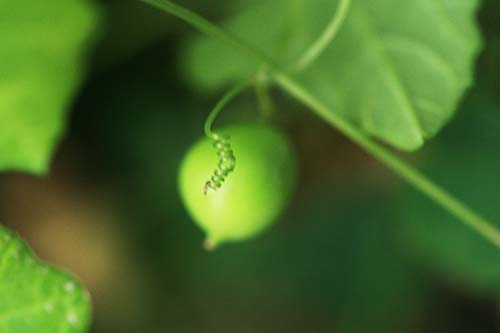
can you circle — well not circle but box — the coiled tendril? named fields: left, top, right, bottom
left=202, top=80, right=249, bottom=195
left=204, top=134, right=236, bottom=195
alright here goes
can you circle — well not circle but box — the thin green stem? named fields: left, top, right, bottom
left=274, top=73, right=500, bottom=248
left=255, top=68, right=274, bottom=119
left=295, top=0, right=351, bottom=71
left=204, top=81, right=250, bottom=139
left=141, top=0, right=500, bottom=249
left=141, top=0, right=276, bottom=66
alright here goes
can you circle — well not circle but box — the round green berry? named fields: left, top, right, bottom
left=178, top=123, right=297, bottom=249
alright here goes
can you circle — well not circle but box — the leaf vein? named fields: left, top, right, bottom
left=354, top=5, right=424, bottom=142
left=382, top=35, right=460, bottom=81
left=432, top=0, right=475, bottom=44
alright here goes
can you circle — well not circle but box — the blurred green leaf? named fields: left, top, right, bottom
left=183, top=0, right=481, bottom=150
left=0, top=225, right=90, bottom=332
left=0, top=0, right=100, bottom=174
left=397, top=92, right=500, bottom=293
left=181, top=0, right=302, bottom=91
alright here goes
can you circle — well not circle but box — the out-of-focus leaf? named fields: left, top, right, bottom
left=181, top=0, right=301, bottom=91
left=183, top=0, right=482, bottom=150
left=397, top=92, right=500, bottom=293
left=0, top=225, right=90, bottom=332
left=0, top=0, right=100, bottom=174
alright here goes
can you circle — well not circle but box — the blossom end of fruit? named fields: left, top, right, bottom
left=203, top=237, right=219, bottom=251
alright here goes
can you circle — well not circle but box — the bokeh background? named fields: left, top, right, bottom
left=2, top=0, right=500, bottom=332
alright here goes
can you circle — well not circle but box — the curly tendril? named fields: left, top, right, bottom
left=204, top=134, right=236, bottom=195
left=202, top=81, right=250, bottom=195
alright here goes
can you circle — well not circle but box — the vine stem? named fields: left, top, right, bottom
left=140, top=0, right=500, bottom=249
left=255, top=68, right=274, bottom=119
left=274, top=74, right=500, bottom=248
left=295, top=0, right=351, bottom=71
left=204, top=81, right=250, bottom=139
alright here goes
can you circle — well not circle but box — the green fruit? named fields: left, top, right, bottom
left=178, top=123, right=297, bottom=249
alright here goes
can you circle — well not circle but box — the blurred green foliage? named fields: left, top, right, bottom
left=0, top=0, right=100, bottom=174
left=397, top=91, right=500, bottom=293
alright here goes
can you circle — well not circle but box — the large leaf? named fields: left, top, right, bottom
left=182, top=0, right=482, bottom=150
left=0, top=0, right=100, bottom=174
left=0, top=225, right=90, bottom=332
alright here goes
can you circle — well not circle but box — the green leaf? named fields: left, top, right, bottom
left=0, top=225, right=90, bottom=332
left=182, top=0, right=482, bottom=150
left=0, top=0, right=101, bottom=174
